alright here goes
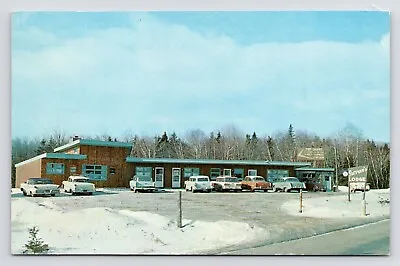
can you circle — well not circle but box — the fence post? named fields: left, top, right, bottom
left=177, top=191, right=182, bottom=228
left=299, top=188, right=303, bottom=213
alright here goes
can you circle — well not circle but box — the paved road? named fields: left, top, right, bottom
left=223, top=219, right=390, bottom=255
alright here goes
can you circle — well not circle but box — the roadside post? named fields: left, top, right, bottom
left=177, top=191, right=182, bottom=228
left=361, top=179, right=367, bottom=216
left=299, top=188, right=303, bottom=213
left=343, top=171, right=350, bottom=201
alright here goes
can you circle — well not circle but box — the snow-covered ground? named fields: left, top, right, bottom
left=11, top=186, right=391, bottom=255
left=11, top=197, right=266, bottom=255
left=281, top=187, right=390, bottom=219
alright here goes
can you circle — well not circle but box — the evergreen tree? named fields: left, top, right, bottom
left=23, top=226, right=49, bottom=254
left=36, top=139, right=47, bottom=155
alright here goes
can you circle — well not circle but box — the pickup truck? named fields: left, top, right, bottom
left=20, top=177, right=60, bottom=197
left=129, top=175, right=156, bottom=193
left=185, top=175, right=212, bottom=193
left=62, top=176, right=96, bottom=195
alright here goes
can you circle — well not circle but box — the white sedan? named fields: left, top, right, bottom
left=62, top=176, right=96, bottom=195
left=20, top=178, right=60, bottom=197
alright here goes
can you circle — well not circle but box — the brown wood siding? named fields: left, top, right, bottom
left=16, top=159, right=42, bottom=187
left=130, top=163, right=297, bottom=188
left=40, top=158, right=85, bottom=185
left=78, top=145, right=131, bottom=188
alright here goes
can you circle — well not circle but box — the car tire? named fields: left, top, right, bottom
left=51, top=194, right=55, bottom=197
left=88, top=192, right=93, bottom=196
left=22, top=190, right=27, bottom=196
left=29, top=191, right=33, bottom=197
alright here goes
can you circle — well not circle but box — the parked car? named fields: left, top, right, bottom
left=129, top=175, right=156, bottom=193
left=272, top=177, right=306, bottom=192
left=62, top=176, right=96, bottom=195
left=211, top=176, right=242, bottom=192
left=184, top=175, right=212, bottom=193
left=350, top=182, right=371, bottom=192
left=241, top=176, right=273, bottom=192
left=304, top=179, right=326, bottom=192
left=20, top=177, right=60, bottom=197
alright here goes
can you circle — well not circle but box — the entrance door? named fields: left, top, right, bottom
left=172, top=168, right=181, bottom=188
left=155, top=167, right=164, bottom=188
left=323, top=175, right=332, bottom=191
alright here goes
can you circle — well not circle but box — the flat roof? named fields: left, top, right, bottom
left=15, top=153, right=87, bottom=167
left=295, top=167, right=335, bottom=172
left=54, top=139, right=133, bottom=152
left=126, top=157, right=311, bottom=167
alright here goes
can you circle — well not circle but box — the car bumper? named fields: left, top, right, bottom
left=33, top=190, right=59, bottom=196
left=194, top=188, right=212, bottom=192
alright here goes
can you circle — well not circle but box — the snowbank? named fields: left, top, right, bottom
left=11, top=199, right=266, bottom=255
left=281, top=188, right=390, bottom=219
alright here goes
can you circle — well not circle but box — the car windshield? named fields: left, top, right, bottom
left=30, top=179, right=53, bottom=184
left=285, top=178, right=299, bottom=182
left=138, top=176, right=152, bottom=182
left=224, top=178, right=238, bottom=182
left=74, top=179, right=88, bottom=183
left=197, top=178, right=209, bottom=182
left=253, top=177, right=265, bottom=181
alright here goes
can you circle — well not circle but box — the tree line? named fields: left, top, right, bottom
left=11, top=124, right=390, bottom=189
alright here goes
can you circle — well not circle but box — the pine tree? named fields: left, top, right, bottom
left=36, top=139, right=47, bottom=155
left=23, top=226, right=49, bottom=254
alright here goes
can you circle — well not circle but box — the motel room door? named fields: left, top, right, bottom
left=172, top=168, right=181, bottom=188
left=154, top=167, right=164, bottom=188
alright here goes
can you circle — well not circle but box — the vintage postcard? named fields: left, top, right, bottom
left=11, top=11, right=390, bottom=255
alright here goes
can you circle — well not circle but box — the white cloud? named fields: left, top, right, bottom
left=11, top=14, right=390, bottom=140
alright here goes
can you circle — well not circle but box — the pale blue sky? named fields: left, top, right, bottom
left=12, top=11, right=390, bottom=142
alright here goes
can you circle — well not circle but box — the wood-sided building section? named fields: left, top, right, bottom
left=125, top=157, right=311, bottom=188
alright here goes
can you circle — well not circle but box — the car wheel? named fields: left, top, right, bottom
left=51, top=194, right=55, bottom=197
left=29, top=191, right=33, bottom=197
left=273, top=187, right=278, bottom=192
left=88, top=192, right=93, bottom=196
left=22, top=190, right=27, bottom=196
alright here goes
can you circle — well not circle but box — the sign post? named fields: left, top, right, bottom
left=342, top=171, right=350, bottom=201
left=347, top=166, right=369, bottom=216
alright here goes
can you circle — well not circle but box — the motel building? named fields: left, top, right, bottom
left=15, top=138, right=334, bottom=191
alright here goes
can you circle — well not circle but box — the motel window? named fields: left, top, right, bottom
left=46, top=163, right=65, bottom=175
left=233, top=168, right=245, bottom=180
left=248, top=169, right=257, bottom=176
left=183, top=168, right=200, bottom=178
left=223, top=169, right=232, bottom=176
left=82, top=164, right=108, bottom=181
left=135, top=167, right=153, bottom=179
left=70, top=166, right=77, bottom=174
left=110, top=168, right=116, bottom=175
left=267, top=169, right=289, bottom=182
left=210, top=168, right=220, bottom=181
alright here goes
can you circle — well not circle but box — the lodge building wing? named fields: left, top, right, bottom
left=15, top=138, right=335, bottom=191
